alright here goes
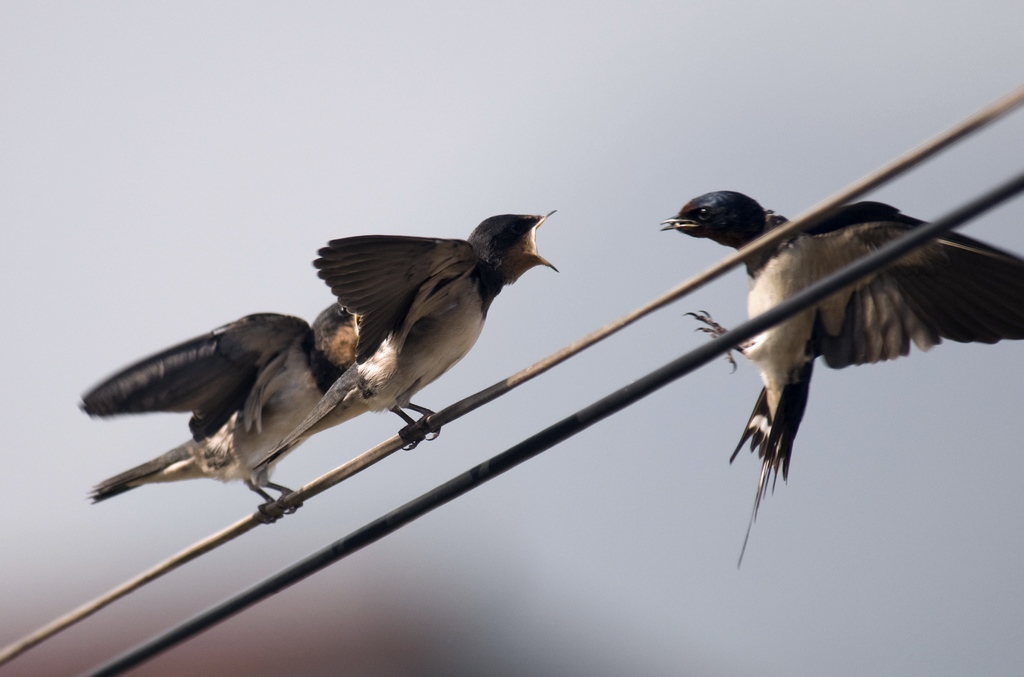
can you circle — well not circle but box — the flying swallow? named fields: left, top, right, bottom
left=81, top=304, right=358, bottom=502
left=662, top=190, right=1024, bottom=517
left=251, top=212, right=556, bottom=487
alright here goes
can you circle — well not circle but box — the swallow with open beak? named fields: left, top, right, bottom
left=662, top=190, right=1024, bottom=518
left=81, top=304, right=358, bottom=502
left=251, top=212, right=557, bottom=488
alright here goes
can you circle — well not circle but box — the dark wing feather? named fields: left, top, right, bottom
left=314, top=236, right=477, bottom=362
left=814, top=220, right=1024, bottom=368
left=81, top=313, right=311, bottom=439
left=807, top=201, right=921, bottom=235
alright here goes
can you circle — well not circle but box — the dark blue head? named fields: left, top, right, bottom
left=661, top=191, right=769, bottom=249
left=468, top=212, right=557, bottom=284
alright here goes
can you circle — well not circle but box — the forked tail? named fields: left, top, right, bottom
left=90, top=443, right=194, bottom=502
left=732, top=360, right=814, bottom=564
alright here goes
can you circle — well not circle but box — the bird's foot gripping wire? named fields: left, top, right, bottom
left=392, top=404, right=441, bottom=450
left=686, top=310, right=742, bottom=372
left=249, top=481, right=303, bottom=524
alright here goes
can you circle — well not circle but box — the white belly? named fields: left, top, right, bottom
left=744, top=239, right=820, bottom=389
left=359, top=297, right=486, bottom=411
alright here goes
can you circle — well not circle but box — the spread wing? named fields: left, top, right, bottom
left=807, top=206, right=1024, bottom=368
left=314, top=236, right=477, bottom=362
left=81, top=313, right=311, bottom=439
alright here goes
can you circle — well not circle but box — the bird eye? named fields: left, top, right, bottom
left=695, top=207, right=712, bottom=222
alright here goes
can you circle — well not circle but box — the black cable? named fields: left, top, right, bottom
left=83, top=169, right=1024, bottom=677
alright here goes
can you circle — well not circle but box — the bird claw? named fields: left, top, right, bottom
left=399, top=418, right=441, bottom=450
left=281, top=495, right=303, bottom=515
left=254, top=494, right=303, bottom=523
left=723, top=351, right=738, bottom=373
left=255, top=501, right=285, bottom=524
left=686, top=310, right=729, bottom=337
left=250, top=480, right=303, bottom=523
left=686, top=310, right=740, bottom=372
left=394, top=403, right=441, bottom=450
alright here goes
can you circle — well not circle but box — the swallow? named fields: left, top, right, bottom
left=662, top=190, right=1024, bottom=515
left=81, top=304, right=358, bottom=502
left=252, top=212, right=557, bottom=485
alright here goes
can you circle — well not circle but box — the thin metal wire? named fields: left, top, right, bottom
left=81, top=169, right=1024, bottom=677
left=1, top=84, right=1021, bottom=668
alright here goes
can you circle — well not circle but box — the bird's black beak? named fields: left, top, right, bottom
left=660, top=217, right=694, bottom=232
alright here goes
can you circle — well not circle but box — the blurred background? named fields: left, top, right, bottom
left=2, top=2, right=1023, bottom=675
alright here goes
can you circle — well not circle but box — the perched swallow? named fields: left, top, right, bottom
left=81, top=304, right=358, bottom=502
left=252, top=212, right=557, bottom=484
left=662, top=190, right=1024, bottom=515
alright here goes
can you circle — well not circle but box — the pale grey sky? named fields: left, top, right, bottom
left=2, top=2, right=1023, bottom=675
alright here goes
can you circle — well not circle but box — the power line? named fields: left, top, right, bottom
left=82, top=168, right=1024, bottom=677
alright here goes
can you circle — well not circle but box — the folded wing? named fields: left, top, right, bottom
left=81, top=313, right=311, bottom=439
left=314, top=236, right=477, bottom=362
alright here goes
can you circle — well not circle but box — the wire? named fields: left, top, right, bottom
left=81, top=168, right=1024, bottom=677
left=0, top=84, right=1021, bottom=667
